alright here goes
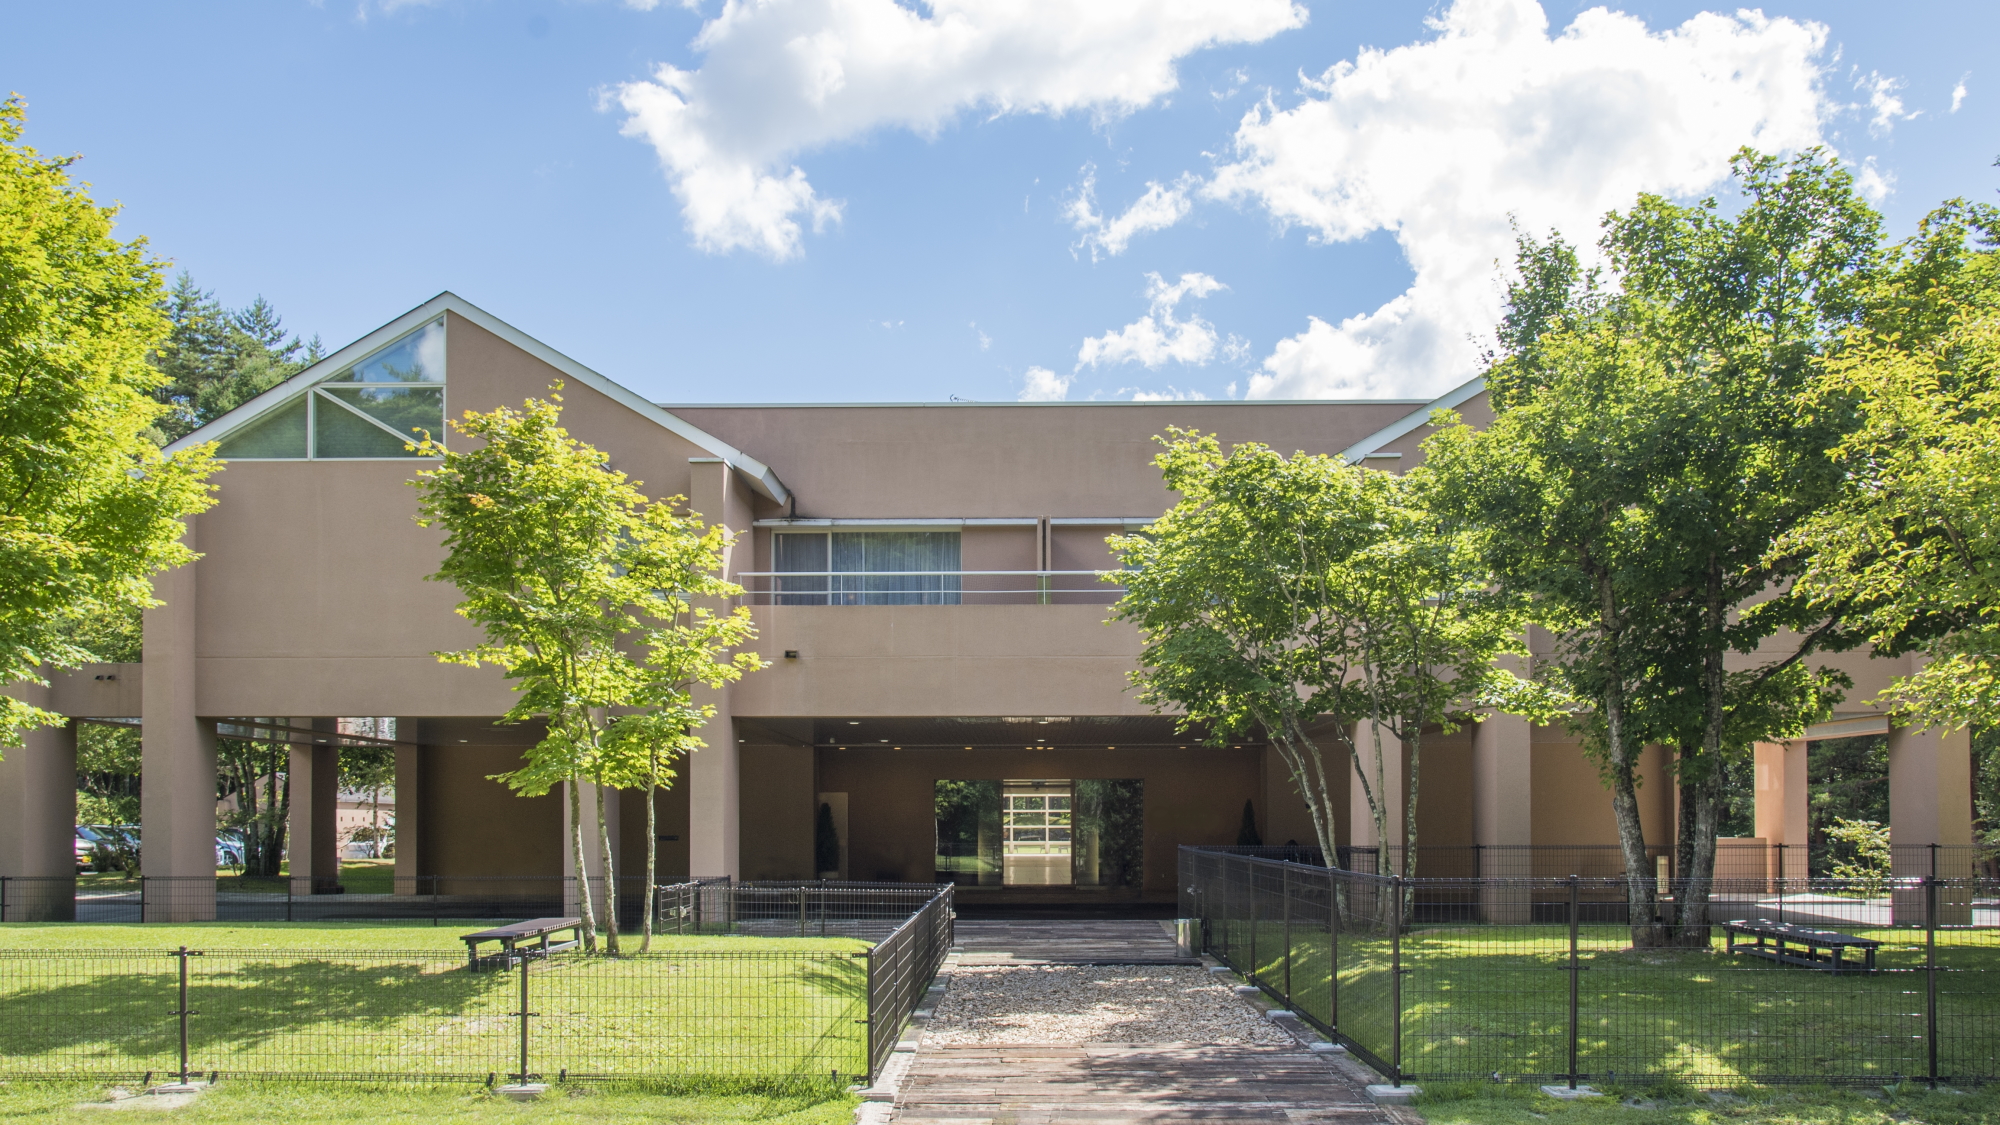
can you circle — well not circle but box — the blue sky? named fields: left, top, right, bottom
left=4, top=0, right=1995, bottom=404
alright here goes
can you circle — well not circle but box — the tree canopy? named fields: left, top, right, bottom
left=0, top=96, right=218, bottom=750
left=413, top=388, right=760, bottom=952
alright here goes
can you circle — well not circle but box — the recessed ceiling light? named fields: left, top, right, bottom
left=847, top=721, right=860, bottom=725
left=458, top=739, right=468, bottom=744
left=879, top=739, right=888, bottom=743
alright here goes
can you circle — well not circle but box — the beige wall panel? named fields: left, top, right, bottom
left=47, top=664, right=142, bottom=718
left=421, top=746, right=562, bottom=879
left=738, top=745, right=815, bottom=880
left=812, top=746, right=1260, bottom=895
left=615, top=786, right=694, bottom=886
left=732, top=605, right=1147, bottom=717
left=448, top=314, right=709, bottom=505
left=669, top=402, right=1423, bottom=519
left=185, top=314, right=714, bottom=718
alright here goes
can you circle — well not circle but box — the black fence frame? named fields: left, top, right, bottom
left=1182, top=846, right=1999, bottom=1090
left=0, top=880, right=953, bottom=1086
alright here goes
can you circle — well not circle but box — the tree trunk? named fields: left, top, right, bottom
left=642, top=746, right=658, bottom=954
left=1599, top=580, right=1660, bottom=946
left=1673, top=558, right=1729, bottom=946
left=569, top=772, right=598, bottom=953
left=596, top=771, right=621, bottom=955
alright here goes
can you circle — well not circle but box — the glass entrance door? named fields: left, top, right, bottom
left=1002, top=779, right=1071, bottom=886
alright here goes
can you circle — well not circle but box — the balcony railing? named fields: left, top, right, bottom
left=735, top=569, right=1125, bottom=606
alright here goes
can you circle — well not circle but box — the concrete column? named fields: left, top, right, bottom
left=0, top=682, right=78, bottom=920
left=687, top=458, right=749, bottom=880
left=1890, top=721, right=1974, bottom=924
left=1349, top=720, right=1403, bottom=876
left=141, top=517, right=217, bottom=921
left=287, top=726, right=341, bottom=895
left=1471, top=711, right=1532, bottom=921
left=562, top=779, right=621, bottom=921
left=1753, top=740, right=1810, bottom=884
left=393, top=742, right=422, bottom=893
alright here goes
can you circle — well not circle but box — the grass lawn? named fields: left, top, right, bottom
left=1210, top=919, right=2000, bottom=1085
left=0, top=1081, right=858, bottom=1123
left=1414, top=1080, right=2000, bottom=1125
left=0, top=924, right=873, bottom=1084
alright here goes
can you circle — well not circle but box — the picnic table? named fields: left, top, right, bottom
left=1723, top=918, right=1880, bottom=974
left=461, top=917, right=584, bottom=971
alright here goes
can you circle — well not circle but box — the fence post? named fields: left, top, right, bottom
left=1390, top=875, right=1403, bottom=1088
left=1282, top=864, right=1293, bottom=1002
left=1567, top=874, right=1580, bottom=1091
left=139, top=876, right=146, bottom=925
left=799, top=886, right=807, bottom=937
left=171, top=946, right=202, bottom=1086
left=1926, top=876, right=1939, bottom=1089
left=1248, top=860, right=1259, bottom=985
left=1327, top=867, right=1339, bottom=1035
left=863, top=945, right=879, bottom=1084
left=516, top=948, right=533, bottom=1084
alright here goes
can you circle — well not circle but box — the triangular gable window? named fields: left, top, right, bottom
left=216, top=319, right=446, bottom=460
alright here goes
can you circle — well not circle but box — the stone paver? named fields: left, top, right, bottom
left=887, top=921, right=1401, bottom=1125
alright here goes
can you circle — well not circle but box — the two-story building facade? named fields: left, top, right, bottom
left=0, top=293, right=1974, bottom=919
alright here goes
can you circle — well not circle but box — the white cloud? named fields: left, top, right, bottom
left=1064, top=166, right=1194, bottom=260
left=1202, top=0, right=1835, bottom=399
left=1858, top=70, right=1917, bottom=136
left=1019, top=366, right=1074, bottom=401
left=1077, top=272, right=1232, bottom=369
left=1854, top=156, right=1894, bottom=203
left=613, top=0, right=1306, bottom=259
left=1952, top=76, right=1969, bottom=113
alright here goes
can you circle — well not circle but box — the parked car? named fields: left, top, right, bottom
left=78, top=824, right=139, bottom=873
left=216, top=831, right=245, bottom=869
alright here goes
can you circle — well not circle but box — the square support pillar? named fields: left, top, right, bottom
left=686, top=457, right=750, bottom=882
left=1890, top=721, right=1974, bottom=924
left=141, top=518, right=217, bottom=921
left=1472, top=712, right=1532, bottom=922
left=393, top=742, right=422, bottom=893
left=0, top=687, right=78, bottom=920
left=1753, top=740, right=1810, bottom=886
left=287, top=733, right=342, bottom=895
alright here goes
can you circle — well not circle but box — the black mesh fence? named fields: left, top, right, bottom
left=1196, top=843, right=2000, bottom=883
left=0, top=882, right=952, bottom=1086
left=1182, top=847, right=2000, bottom=1089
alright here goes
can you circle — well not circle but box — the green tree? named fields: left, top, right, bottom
left=148, top=273, right=319, bottom=444
left=1781, top=199, right=2000, bottom=732
left=413, top=387, right=759, bottom=953
left=0, top=96, right=219, bottom=752
left=1428, top=150, right=1883, bottom=944
left=1109, top=429, right=1525, bottom=895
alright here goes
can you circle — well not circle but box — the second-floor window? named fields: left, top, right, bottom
left=774, top=531, right=961, bottom=605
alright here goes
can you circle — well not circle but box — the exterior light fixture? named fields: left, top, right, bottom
left=784, top=650, right=799, bottom=659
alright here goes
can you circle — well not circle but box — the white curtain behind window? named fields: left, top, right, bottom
left=774, top=532, right=961, bottom=605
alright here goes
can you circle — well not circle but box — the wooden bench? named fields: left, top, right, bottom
left=462, top=917, right=584, bottom=971
left=1724, top=919, right=1880, bottom=974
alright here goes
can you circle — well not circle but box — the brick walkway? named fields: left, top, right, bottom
left=880, top=922, right=1405, bottom=1125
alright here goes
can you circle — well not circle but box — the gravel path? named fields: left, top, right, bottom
left=925, top=963, right=1295, bottom=1047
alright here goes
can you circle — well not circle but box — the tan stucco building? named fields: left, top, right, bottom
left=0, top=294, right=1975, bottom=919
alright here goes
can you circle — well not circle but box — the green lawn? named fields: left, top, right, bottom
left=1414, top=1080, right=2000, bottom=1125
left=0, top=1082, right=858, bottom=1123
left=1210, top=918, right=2000, bottom=1086
left=0, top=925, right=873, bottom=1085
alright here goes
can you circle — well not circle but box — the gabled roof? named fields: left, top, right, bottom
left=1338, top=375, right=1486, bottom=463
left=165, top=292, right=791, bottom=504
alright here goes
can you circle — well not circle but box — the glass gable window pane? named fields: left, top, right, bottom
left=320, top=386, right=443, bottom=447
left=322, top=320, right=444, bottom=384
left=215, top=395, right=307, bottom=459
left=314, top=394, right=418, bottom=458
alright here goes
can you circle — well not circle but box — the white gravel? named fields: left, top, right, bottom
left=925, top=964, right=1294, bottom=1047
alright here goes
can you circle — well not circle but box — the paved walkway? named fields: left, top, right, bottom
left=882, top=921, right=1404, bottom=1125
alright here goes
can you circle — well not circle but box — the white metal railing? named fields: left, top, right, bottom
left=734, top=569, right=1125, bottom=606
